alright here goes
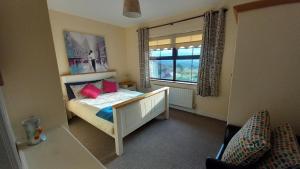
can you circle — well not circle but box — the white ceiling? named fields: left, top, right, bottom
left=47, top=0, right=221, bottom=27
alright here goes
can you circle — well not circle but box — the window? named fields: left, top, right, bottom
left=149, top=32, right=202, bottom=83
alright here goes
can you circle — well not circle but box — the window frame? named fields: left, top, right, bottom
left=149, top=47, right=201, bottom=83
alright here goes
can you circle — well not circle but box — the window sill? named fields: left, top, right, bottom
left=150, top=79, right=197, bottom=86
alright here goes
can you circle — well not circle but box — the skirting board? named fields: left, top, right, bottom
left=170, top=105, right=227, bottom=122
left=170, top=104, right=195, bottom=113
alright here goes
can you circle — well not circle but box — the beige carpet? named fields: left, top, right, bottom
left=69, top=109, right=226, bottom=169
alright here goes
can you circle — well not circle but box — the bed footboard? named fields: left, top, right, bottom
left=112, top=87, right=169, bottom=155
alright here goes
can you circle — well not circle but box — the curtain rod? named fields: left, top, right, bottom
left=136, top=9, right=227, bottom=32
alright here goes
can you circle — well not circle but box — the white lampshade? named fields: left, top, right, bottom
left=123, top=0, right=141, bottom=18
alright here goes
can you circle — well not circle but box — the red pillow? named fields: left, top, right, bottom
left=80, top=84, right=101, bottom=99
left=103, top=80, right=118, bottom=93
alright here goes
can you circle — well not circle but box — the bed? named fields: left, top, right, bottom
left=60, top=71, right=169, bottom=155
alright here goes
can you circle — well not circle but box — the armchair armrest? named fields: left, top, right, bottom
left=215, top=125, right=241, bottom=160
left=224, top=125, right=241, bottom=145
left=215, top=144, right=225, bottom=160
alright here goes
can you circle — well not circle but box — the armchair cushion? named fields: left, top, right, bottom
left=255, top=123, right=300, bottom=169
left=216, top=125, right=241, bottom=160
left=221, top=110, right=271, bottom=166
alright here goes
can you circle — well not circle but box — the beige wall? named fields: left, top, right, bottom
left=124, top=0, right=254, bottom=121
left=49, top=10, right=128, bottom=81
left=228, top=3, right=300, bottom=134
left=0, top=0, right=67, bottom=139
left=1, top=0, right=297, bottom=141
left=48, top=0, right=256, bottom=122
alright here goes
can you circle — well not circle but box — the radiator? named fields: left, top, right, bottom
left=152, top=84, right=194, bottom=109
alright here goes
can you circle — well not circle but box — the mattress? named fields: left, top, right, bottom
left=66, top=89, right=143, bottom=136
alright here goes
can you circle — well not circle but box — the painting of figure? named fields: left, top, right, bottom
left=64, top=31, right=108, bottom=74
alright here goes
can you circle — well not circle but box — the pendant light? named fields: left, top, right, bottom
left=123, top=0, right=141, bottom=18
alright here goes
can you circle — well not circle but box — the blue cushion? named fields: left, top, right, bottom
left=96, top=106, right=113, bottom=122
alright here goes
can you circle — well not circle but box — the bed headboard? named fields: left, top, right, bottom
left=60, top=71, right=117, bottom=100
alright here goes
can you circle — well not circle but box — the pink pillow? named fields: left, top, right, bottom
left=103, top=80, right=118, bottom=93
left=80, top=84, right=101, bottom=99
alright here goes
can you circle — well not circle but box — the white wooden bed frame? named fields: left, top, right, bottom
left=60, top=72, right=169, bottom=155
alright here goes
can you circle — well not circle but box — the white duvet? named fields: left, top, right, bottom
left=66, top=89, right=143, bottom=135
left=73, top=89, right=143, bottom=110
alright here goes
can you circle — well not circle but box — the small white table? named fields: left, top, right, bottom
left=19, top=127, right=106, bottom=169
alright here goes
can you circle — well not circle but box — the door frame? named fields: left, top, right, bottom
left=0, top=73, right=22, bottom=169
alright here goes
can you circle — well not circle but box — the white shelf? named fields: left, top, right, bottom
left=19, top=126, right=106, bottom=169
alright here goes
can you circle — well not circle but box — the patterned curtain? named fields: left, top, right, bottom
left=138, top=27, right=151, bottom=89
left=197, top=8, right=226, bottom=96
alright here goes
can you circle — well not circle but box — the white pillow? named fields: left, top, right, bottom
left=70, top=84, right=86, bottom=99
left=70, top=81, right=103, bottom=99
left=92, top=81, right=103, bottom=89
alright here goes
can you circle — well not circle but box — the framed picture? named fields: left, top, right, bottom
left=63, top=31, right=109, bottom=74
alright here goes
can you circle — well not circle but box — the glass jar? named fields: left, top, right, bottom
left=22, top=117, right=42, bottom=145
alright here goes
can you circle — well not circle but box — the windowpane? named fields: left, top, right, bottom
left=149, top=33, right=202, bottom=83
left=150, top=60, right=174, bottom=80
left=160, top=60, right=173, bottom=80
left=150, top=50, right=160, bottom=57
left=160, top=49, right=172, bottom=57
left=150, top=60, right=160, bottom=78
left=176, top=60, right=192, bottom=82
left=193, top=47, right=201, bottom=55
left=191, top=59, right=200, bottom=82
left=178, top=48, right=193, bottom=56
